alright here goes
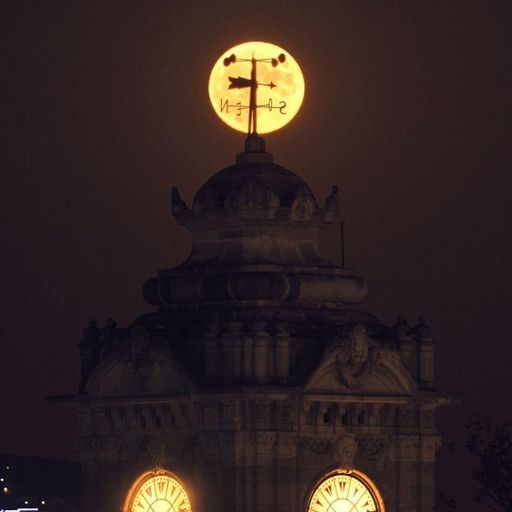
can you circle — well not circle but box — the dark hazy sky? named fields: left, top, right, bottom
left=1, top=1, right=510, bottom=508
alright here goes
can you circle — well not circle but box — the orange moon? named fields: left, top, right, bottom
left=208, top=41, right=305, bottom=134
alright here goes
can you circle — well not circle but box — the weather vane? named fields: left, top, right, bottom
left=209, top=42, right=305, bottom=137
left=223, top=50, right=285, bottom=135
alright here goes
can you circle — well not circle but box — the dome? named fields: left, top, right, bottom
left=144, top=139, right=368, bottom=307
left=172, top=163, right=338, bottom=228
left=193, top=161, right=316, bottom=214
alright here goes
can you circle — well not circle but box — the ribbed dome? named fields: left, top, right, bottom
left=171, top=155, right=339, bottom=227
left=193, top=162, right=316, bottom=214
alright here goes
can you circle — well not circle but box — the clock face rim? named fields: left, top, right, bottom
left=123, top=468, right=192, bottom=512
left=307, top=469, right=385, bottom=512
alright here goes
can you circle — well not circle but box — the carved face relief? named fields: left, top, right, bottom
left=350, top=324, right=369, bottom=363
left=335, top=436, right=358, bottom=468
left=332, top=324, right=373, bottom=389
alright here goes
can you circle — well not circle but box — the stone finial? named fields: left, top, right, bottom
left=324, top=185, right=339, bottom=211
left=393, top=315, right=410, bottom=338
left=79, top=319, right=101, bottom=393
left=101, top=317, right=118, bottom=339
left=171, top=187, right=188, bottom=216
left=130, top=323, right=149, bottom=360
left=323, top=185, right=339, bottom=222
left=412, top=316, right=433, bottom=340
left=83, top=319, right=100, bottom=341
left=270, top=319, right=289, bottom=336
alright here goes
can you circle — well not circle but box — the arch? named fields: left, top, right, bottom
left=306, top=468, right=385, bottom=512
left=85, top=348, right=192, bottom=397
left=123, top=468, right=192, bottom=512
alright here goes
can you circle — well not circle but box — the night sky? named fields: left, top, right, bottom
left=1, top=1, right=510, bottom=508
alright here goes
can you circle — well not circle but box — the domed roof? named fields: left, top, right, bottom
left=193, top=161, right=316, bottom=214
left=143, top=141, right=369, bottom=308
left=171, top=147, right=339, bottom=227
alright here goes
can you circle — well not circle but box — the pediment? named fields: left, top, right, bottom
left=86, top=349, right=192, bottom=398
left=305, top=324, right=416, bottom=396
left=86, top=327, right=192, bottom=398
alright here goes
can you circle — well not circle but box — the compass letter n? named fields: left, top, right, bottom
left=220, top=99, right=229, bottom=113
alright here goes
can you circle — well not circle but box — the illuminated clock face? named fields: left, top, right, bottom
left=308, top=472, right=383, bottom=512
left=124, top=470, right=192, bottom=512
left=208, top=41, right=305, bottom=134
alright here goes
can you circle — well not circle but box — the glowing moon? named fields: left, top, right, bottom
left=208, top=41, right=305, bottom=134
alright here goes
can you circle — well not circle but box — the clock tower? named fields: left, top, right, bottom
left=55, top=44, right=450, bottom=512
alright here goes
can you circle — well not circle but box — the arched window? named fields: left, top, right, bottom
left=123, top=469, right=192, bottom=512
left=307, top=469, right=385, bottom=512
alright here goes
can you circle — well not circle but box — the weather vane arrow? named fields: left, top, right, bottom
left=228, top=77, right=276, bottom=90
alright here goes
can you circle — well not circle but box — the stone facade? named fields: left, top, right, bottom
left=56, top=137, right=450, bottom=511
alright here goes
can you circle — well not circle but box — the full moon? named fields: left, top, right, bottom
left=208, top=41, right=305, bottom=134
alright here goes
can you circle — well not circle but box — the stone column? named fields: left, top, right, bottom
left=273, top=321, right=290, bottom=381
left=252, top=321, right=270, bottom=383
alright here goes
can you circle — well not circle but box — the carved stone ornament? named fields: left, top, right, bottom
left=261, top=430, right=277, bottom=445
left=277, top=403, right=293, bottom=423
left=222, top=403, right=239, bottom=423
left=224, top=179, right=280, bottom=209
left=335, top=435, right=358, bottom=468
left=300, top=436, right=333, bottom=454
left=203, top=405, right=219, bottom=424
left=420, top=435, right=442, bottom=461
left=146, top=437, right=166, bottom=467
left=254, top=402, right=272, bottom=423
left=333, top=324, right=372, bottom=388
left=258, top=431, right=277, bottom=449
left=277, top=433, right=297, bottom=458
left=391, top=435, right=421, bottom=461
left=291, top=186, right=316, bottom=220
left=399, top=406, right=415, bottom=426
left=359, top=437, right=387, bottom=459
